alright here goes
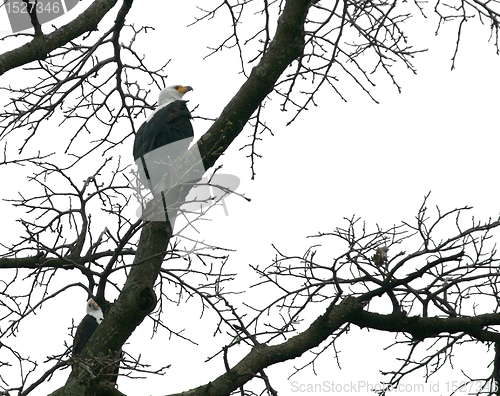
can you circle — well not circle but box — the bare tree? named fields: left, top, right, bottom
left=0, top=1, right=499, bottom=396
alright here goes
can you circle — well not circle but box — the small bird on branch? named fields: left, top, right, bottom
left=372, top=246, right=388, bottom=268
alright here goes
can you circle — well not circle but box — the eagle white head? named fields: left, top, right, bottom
left=86, top=299, right=103, bottom=324
left=158, top=85, right=193, bottom=106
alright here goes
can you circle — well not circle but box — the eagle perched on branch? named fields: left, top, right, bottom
left=73, top=299, right=121, bottom=386
left=133, top=85, right=194, bottom=193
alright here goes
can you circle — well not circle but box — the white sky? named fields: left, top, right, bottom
left=1, top=1, right=500, bottom=395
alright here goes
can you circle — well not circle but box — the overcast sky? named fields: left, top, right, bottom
left=1, top=1, right=500, bottom=395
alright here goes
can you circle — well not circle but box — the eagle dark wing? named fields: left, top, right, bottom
left=133, top=100, right=193, bottom=161
left=133, top=100, right=194, bottom=189
left=73, top=314, right=99, bottom=355
left=72, top=312, right=121, bottom=386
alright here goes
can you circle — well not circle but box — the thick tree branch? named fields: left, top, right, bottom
left=0, top=0, right=119, bottom=75
left=351, top=310, right=500, bottom=341
left=166, top=296, right=363, bottom=396
left=0, top=249, right=136, bottom=269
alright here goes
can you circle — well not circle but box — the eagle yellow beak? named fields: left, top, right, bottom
left=176, top=85, right=193, bottom=94
left=88, top=299, right=100, bottom=310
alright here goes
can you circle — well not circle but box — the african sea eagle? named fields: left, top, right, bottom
left=73, top=299, right=103, bottom=355
left=73, top=299, right=121, bottom=386
left=133, top=85, right=194, bottom=194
